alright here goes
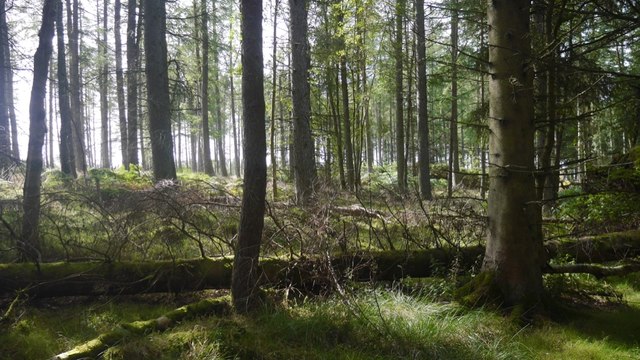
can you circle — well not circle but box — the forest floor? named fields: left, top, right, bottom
left=1, top=273, right=639, bottom=360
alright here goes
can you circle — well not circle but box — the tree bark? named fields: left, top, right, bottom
left=232, top=0, right=266, bottom=314
left=395, top=0, right=406, bottom=193
left=144, top=0, right=177, bottom=180
left=211, top=2, right=228, bottom=177
left=21, top=0, right=56, bottom=263
left=126, top=0, right=139, bottom=167
left=115, top=0, right=128, bottom=168
left=340, top=58, right=354, bottom=190
left=56, top=0, right=76, bottom=178
left=0, top=0, right=9, bottom=172
left=416, top=0, right=431, bottom=200
left=482, top=0, right=543, bottom=308
left=67, top=0, right=86, bottom=174
left=448, top=0, right=459, bottom=197
left=269, top=0, right=279, bottom=199
left=200, top=0, right=214, bottom=176
left=99, top=0, right=110, bottom=168
left=290, top=0, right=317, bottom=205
left=1, top=0, right=18, bottom=163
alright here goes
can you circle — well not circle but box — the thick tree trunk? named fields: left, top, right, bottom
left=56, top=0, right=76, bottom=178
left=200, top=0, right=214, bottom=176
left=482, top=0, right=543, bottom=308
left=144, top=0, right=177, bottom=180
left=232, top=0, right=267, bottom=314
left=416, top=0, right=431, bottom=200
left=126, top=0, right=139, bottom=167
left=115, top=0, right=128, bottom=168
left=395, top=0, right=406, bottom=193
left=21, top=0, right=56, bottom=263
left=290, top=0, right=317, bottom=205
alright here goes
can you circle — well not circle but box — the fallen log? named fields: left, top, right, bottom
left=545, top=230, right=640, bottom=263
left=2, top=230, right=639, bottom=298
left=0, top=247, right=485, bottom=298
left=547, top=262, right=640, bottom=278
left=51, top=297, right=230, bottom=360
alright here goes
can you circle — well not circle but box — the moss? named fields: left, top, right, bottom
left=455, top=271, right=500, bottom=308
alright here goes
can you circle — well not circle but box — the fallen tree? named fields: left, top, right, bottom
left=1, top=230, right=639, bottom=298
left=51, top=297, right=230, bottom=360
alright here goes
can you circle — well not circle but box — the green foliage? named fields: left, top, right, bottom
left=556, top=187, right=640, bottom=233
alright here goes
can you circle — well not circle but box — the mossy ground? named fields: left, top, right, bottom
left=2, top=277, right=639, bottom=360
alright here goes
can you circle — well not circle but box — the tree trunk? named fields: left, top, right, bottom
left=448, top=0, right=459, bottom=197
left=144, top=0, right=177, bottom=180
left=126, top=0, right=139, bottom=167
left=416, top=0, right=431, bottom=200
left=269, top=0, right=279, bottom=199
left=0, top=0, right=9, bottom=172
left=98, top=0, right=110, bottom=169
left=482, top=0, right=543, bottom=308
left=1, top=0, right=18, bottom=162
left=200, top=0, right=214, bottom=176
left=340, top=57, right=354, bottom=191
left=66, top=0, right=86, bottom=174
left=56, top=0, right=76, bottom=178
left=211, top=3, right=228, bottom=177
left=230, top=57, right=240, bottom=177
left=290, top=0, right=317, bottom=205
left=232, top=0, right=266, bottom=314
left=21, top=0, right=56, bottom=263
left=395, top=0, right=406, bottom=193
left=115, top=0, right=128, bottom=168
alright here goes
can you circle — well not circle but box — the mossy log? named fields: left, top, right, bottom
left=3, top=230, right=640, bottom=298
left=547, top=263, right=640, bottom=278
left=0, top=247, right=485, bottom=298
left=51, top=297, right=230, bottom=360
left=545, top=230, right=640, bottom=263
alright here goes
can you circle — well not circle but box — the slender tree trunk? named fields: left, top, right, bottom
left=114, top=0, right=128, bottom=168
left=211, top=3, right=228, bottom=177
left=144, top=0, right=177, bottom=180
left=21, top=0, right=56, bottom=263
left=482, top=0, right=543, bottom=308
left=416, top=0, right=431, bottom=200
left=269, top=0, right=279, bottom=199
left=0, top=0, right=9, bottom=172
left=290, top=0, right=317, bottom=204
left=232, top=0, right=266, bottom=314
left=98, top=0, right=110, bottom=168
left=67, top=0, right=85, bottom=174
left=448, top=0, right=459, bottom=197
left=126, top=0, right=139, bottom=166
left=230, top=64, right=240, bottom=177
left=47, top=71, right=54, bottom=168
left=200, top=0, right=214, bottom=176
left=56, top=0, right=76, bottom=177
left=1, top=2, right=18, bottom=161
left=395, top=0, right=406, bottom=193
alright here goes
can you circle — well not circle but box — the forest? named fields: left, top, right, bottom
left=0, top=0, right=639, bottom=358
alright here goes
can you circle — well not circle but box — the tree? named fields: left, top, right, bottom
left=21, top=0, right=56, bottom=263
left=0, top=0, right=9, bottom=173
left=1, top=0, right=18, bottom=162
left=447, top=0, right=459, bottom=197
left=290, top=0, right=317, bottom=204
left=232, top=0, right=266, bottom=313
left=395, top=0, right=406, bottom=193
left=126, top=0, right=139, bottom=166
left=56, top=0, right=76, bottom=177
left=200, top=0, right=214, bottom=176
left=416, top=0, right=431, bottom=200
left=211, top=2, right=228, bottom=177
left=99, top=0, right=110, bottom=168
left=481, top=0, right=543, bottom=308
left=144, top=0, right=177, bottom=180
left=67, top=0, right=86, bottom=174
left=115, top=0, right=128, bottom=168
